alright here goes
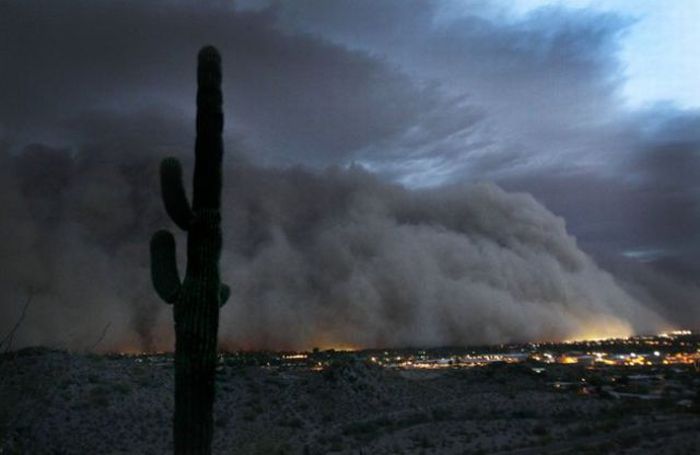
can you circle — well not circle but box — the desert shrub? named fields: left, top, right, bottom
left=282, top=417, right=304, bottom=429
left=431, top=406, right=453, bottom=421
left=511, top=409, right=536, bottom=419
left=343, top=420, right=377, bottom=436
left=215, top=415, right=230, bottom=428
left=598, top=419, right=620, bottom=433
left=242, top=410, right=257, bottom=421
left=112, top=382, right=132, bottom=395
left=571, top=424, right=593, bottom=437
left=328, top=440, right=345, bottom=452
left=414, top=433, right=435, bottom=449
left=532, top=424, right=548, bottom=436
left=396, top=411, right=430, bottom=428
left=247, top=436, right=291, bottom=455
left=615, top=432, right=641, bottom=446
left=88, top=386, right=110, bottom=407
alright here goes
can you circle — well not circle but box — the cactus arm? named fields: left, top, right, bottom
left=150, top=230, right=182, bottom=304
left=219, top=283, right=230, bottom=307
left=160, top=157, right=194, bottom=231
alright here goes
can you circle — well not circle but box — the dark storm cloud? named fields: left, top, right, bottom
left=0, top=0, right=696, bottom=350
left=272, top=0, right=633, bottom=180
left=273, top=0, right=700, bottom=309
left=273, top=0, right=700, bottom=321
left=0, top=0, right=434, bottom=165
left=0, top=0, right=639, bottom=177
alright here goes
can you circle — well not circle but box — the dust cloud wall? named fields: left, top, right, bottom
left=0, top=146, right=668, bottom=351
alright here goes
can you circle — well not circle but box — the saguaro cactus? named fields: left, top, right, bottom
left=150, top=46, right=229, bottom=454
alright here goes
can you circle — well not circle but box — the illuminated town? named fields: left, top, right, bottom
left=221, top=329, right=700, bottom=371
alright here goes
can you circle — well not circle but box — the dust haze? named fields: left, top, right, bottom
left=0, top=144, right=668, bottom=351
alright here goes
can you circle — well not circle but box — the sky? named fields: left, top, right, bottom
left=507, top=0, right=700, bottom=109
left=0, top=0, right=698, bottom=350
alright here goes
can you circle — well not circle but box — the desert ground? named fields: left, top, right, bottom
left=1, top=348, right=699, bottom=454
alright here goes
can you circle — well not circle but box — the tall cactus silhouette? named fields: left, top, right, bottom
left=150, top=45, right=228, bottom=454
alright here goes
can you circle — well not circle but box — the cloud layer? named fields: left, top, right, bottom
left=0, top=0, right=697, bottom=350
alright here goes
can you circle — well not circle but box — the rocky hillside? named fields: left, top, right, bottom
left=1, top=348, right=699, bottom=454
